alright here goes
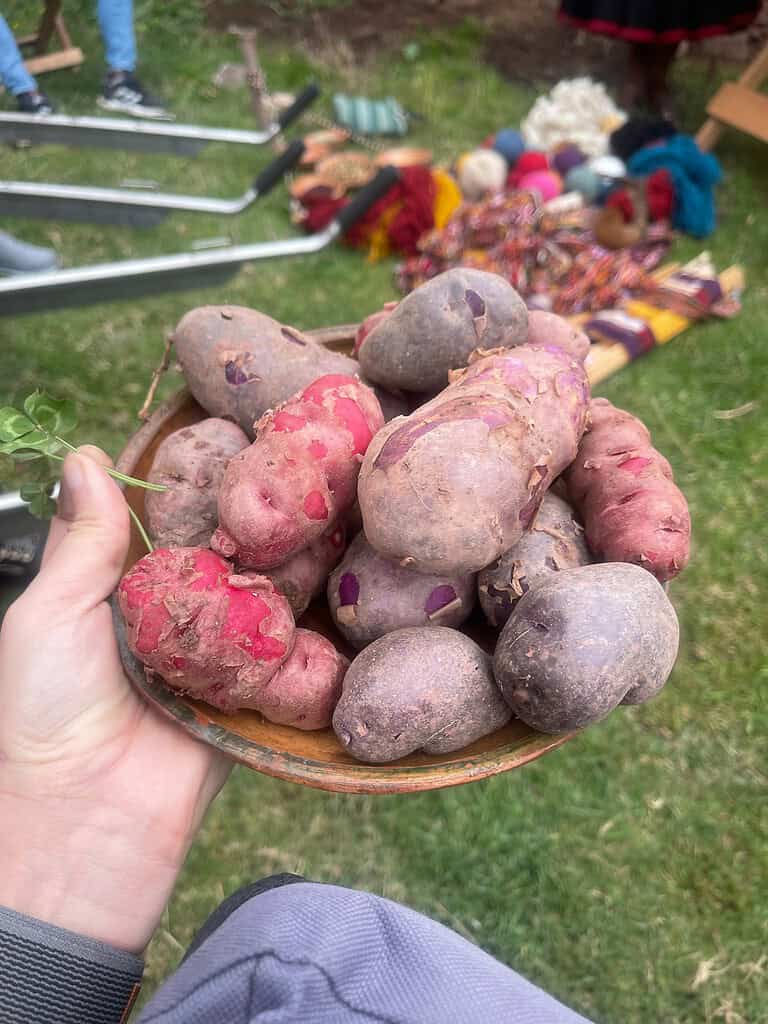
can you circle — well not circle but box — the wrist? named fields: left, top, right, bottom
left=0, top=788, right=189, bottom=954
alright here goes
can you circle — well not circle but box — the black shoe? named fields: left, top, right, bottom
left=16, top=90, right=55, bottom=115
left=97, top=71, right=171, bottom=120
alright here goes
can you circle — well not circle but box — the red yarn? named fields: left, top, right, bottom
left=509, top=151, right=548, bottom=188
left=298, top=166, right=436, bottom=256
left=606, top=189, right=636, bottom=223
left=646, top=168, right=675, bottom=221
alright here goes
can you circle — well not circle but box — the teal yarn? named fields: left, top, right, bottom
left=492, top=128, right=525, bottom=166
left=564, top=164, right=601, bottom=202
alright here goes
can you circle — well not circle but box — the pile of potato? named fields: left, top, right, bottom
left=118, top=268, right=690, bottom=764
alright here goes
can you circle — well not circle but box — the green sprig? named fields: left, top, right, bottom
left=0, top=390, right=165, bottom=553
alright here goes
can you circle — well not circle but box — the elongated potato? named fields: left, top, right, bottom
left=173, top=304, right=405, bottom=434
left=328, top=531, right=475, bottom=649
left=212, top=375, right=383, bottom=569
left=358, top=344, right=590, bottom=575
left=493, top=562, right=679, bottom=733
left=478, top=492, right=591, bottom=628
left=564, top=398, right=691, bottom=582
left=332, top=627, right=511, bottom=763
left=145, top=418, right=249, bottom=549
left=357, top=269, right=529, bottom=393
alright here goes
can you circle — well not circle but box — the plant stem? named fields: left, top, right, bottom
left=104, top=467, right=167, bottom=491
left=49, top=445, right=166, bottom=491
left=128, top=505, right=154, bottom=554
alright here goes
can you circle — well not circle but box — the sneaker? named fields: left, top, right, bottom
left=97, top=72, right=172, bottom=120
left=16, top=90, right=55, bottom=115
left=0, top=231, right=59, bottom=276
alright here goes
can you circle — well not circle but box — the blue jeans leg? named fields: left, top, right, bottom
left=0, top=15, right=37, bottom=95
left=96, top=0, right=136, bottom=72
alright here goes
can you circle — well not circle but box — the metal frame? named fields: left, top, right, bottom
left=0, top=167, right=399, bottom=317
left=0, top=83, right=319, bottom=156
left=0, top=139, right=307, bottom=227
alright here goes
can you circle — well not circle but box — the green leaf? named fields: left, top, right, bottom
left=0, top=407, right=36, bottom=442
left=20, top=481, right=57, bottom=519
left=23, top=391, right=77, bottom=435
left=0, top=453, right=16, bottom=481
left=0, top=433, right=63, bottom=458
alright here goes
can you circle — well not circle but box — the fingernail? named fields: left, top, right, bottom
left=57, top=454, right=85, bottom=520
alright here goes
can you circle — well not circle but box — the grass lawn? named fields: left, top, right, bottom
left=1, top=5, right=767, bottom=1022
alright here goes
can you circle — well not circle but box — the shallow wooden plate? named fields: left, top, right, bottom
left=114, top=330, right=575, bottom=793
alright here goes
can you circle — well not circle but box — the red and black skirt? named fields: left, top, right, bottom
left=558, top=1, right=761, bottom=42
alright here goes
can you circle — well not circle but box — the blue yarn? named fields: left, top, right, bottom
left=628, top=134, right=722, bottom=237
left=492, top=128, right=525, bottom=167
left=564, top=164, right=600, bottom=202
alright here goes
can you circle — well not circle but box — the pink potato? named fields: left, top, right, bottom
left=328, top=531, right=475, bottom=650
left=253, top=628, right=348, bottom=730
left=117, top=547, right=295, bottom=712
left=145, top=417, right=249, bottom=549
left=526, top=310, right=591, bottom=361
left=564, top=398, right=691, bottom=582
left=358, top=344, right=590, bottom=575
left=212, top=374, right=384, bottom=570
left=267, top=523, right=347, bottom=618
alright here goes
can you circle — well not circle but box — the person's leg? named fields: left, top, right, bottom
left=138, top=878, right=595, bottom=1023
left=0, top=14, right=37, bottom=96
left=645, top=43, right=678, bottom=118
left=96, top=0, right=136, bottom=73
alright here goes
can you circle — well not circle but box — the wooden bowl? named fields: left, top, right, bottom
left=114, top=328, right=574, bottom=793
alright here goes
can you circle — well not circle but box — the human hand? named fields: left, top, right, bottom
left=0, top=448, right=231, bottom=953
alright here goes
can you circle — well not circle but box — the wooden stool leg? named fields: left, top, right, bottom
left=35, top=0, right=63, bottom=54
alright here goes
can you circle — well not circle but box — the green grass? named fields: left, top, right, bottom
left=1, top=9, right=767, bottom=1023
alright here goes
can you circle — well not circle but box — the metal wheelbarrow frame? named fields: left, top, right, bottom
left=0, top=83, right=319, bottom=156
left=0, top=167, right=399, bottom=317
left=0, top=139, right=307, bottom=227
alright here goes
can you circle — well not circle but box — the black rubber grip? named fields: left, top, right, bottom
left=277, top=83, right=320, bottom=129
left=334, top=166, right=399, bottom=233
left=252, top=139, right=306, bottom=196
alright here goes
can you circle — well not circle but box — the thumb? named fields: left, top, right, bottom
left=30, top=447, right=130, bottom=612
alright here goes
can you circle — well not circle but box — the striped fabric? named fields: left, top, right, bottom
left=332, top=94, right=408, bottom=136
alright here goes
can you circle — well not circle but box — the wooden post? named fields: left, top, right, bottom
left=228, top=25, right=282, bottom=152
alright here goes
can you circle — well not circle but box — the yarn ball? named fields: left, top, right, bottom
left=564, top=164, right=601, bottom=202
left=588, top=154, right=627, bottom=179
left=509, top=150, right=549, bottom=187
left=551, top=143, right=587, bottom=176
left=518, top=169, right=563, bottom=202
left=457, top=148, right=508, bottom=201
left=492, top=128, right=526, bottom=166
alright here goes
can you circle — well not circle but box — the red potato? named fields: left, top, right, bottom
left=358, top=344, right=590, bottom=575
left=212, top=374, right=384, bottom=570
left=254, top=629, right=348, bottom=730
left=526, top=310, right=591, bottom=361
left=145, top=418, right=249, bottom=549
left=357, top=268, right=529, bottom=393
left=118, top=547, right=295, bottom=712
left=564, top=397, right=691, bottom=582
left=174, top=304, right=405, bottom=435
left=267, top=523, right=347, bottom=618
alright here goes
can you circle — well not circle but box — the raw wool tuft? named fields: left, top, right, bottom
left=521, top=78, right=626, bottom=158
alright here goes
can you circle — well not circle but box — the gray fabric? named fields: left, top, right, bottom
left=0, top=903, right=143, bottom=1024
left=139, top=882, right=594, bottom=1023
